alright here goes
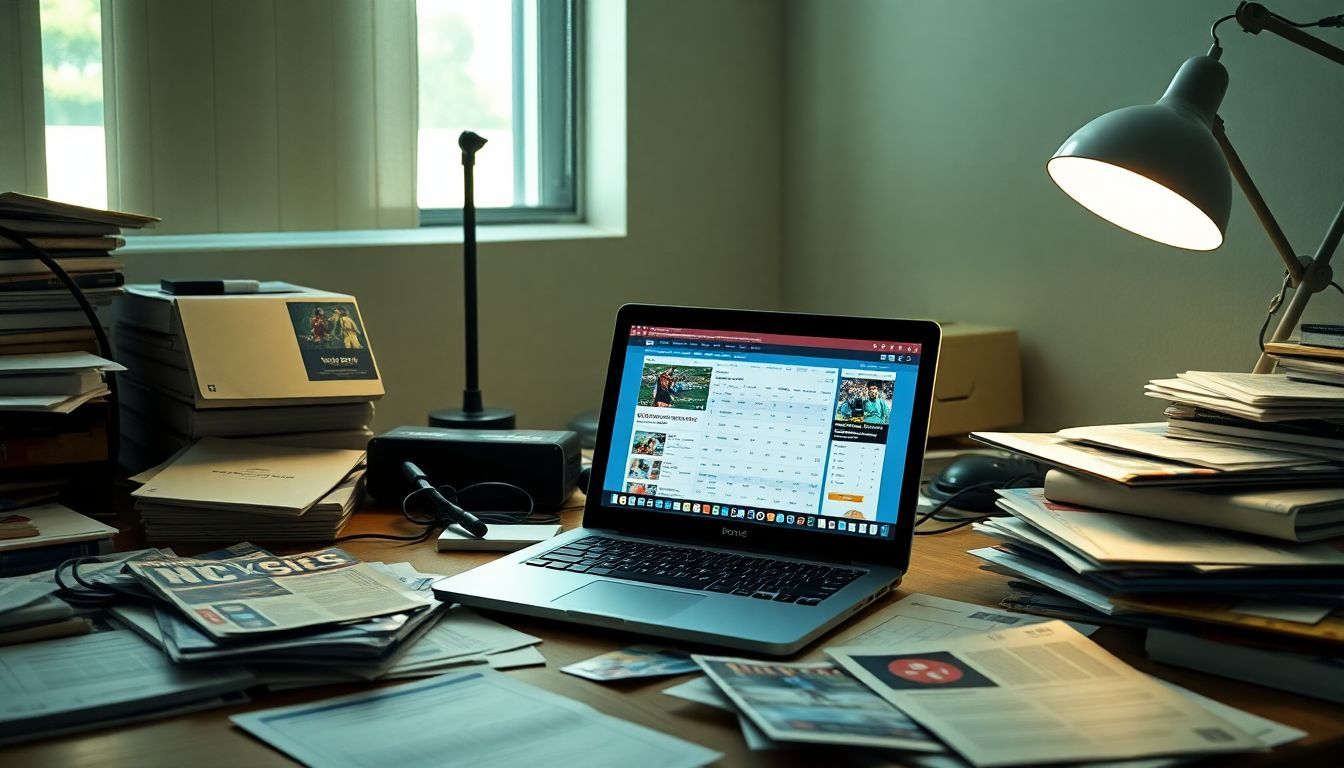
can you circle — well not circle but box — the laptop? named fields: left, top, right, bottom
left=432, top=305, right=941, bottom=655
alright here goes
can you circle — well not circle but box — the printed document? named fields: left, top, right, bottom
left=848, top=592, right=1097, bottom=646
left=829, top=621, right=1261, bottom=766
left=0, top=630, right=253, bottom=743
left=231, top=669, right=720, bottom=768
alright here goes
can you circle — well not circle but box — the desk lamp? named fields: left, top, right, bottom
left=1047, top=2, right=1344, bottom=373
left=429, top=131, right=517, bottom=429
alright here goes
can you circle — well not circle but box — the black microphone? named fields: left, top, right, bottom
left=400, top=461, right=489, bottom=538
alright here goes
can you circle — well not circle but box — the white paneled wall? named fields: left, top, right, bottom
left=0, top=0, right=47, bottom=196
left=102, top=0, right=417, bottom=233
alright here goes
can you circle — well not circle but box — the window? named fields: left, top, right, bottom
left=32, top=0, right=577, bottom=230
left=417, top=0, right=578, bottom=226
left=39, top=0, right=107, bottom=210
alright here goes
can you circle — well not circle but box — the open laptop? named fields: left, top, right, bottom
left=433, top=305, right=941, bottom=655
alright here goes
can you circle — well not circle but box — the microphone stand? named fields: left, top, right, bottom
left=429, top=131, right=517, bottom=429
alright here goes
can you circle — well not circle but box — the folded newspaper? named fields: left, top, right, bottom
left=126, top=546, right=434, bottom=640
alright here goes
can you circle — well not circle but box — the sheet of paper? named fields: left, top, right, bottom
left=660, top=677, right=786, bottom=752
left=562, top=645, right=698, bottom=681
left=1058, top=422, right=1316, bottom=469
left=0, top=351, right=124, bottom=374
left=0, top=630, right=253, bottom=741
left=0, top=579, right=60, bottom=613
left=383, top=606, right=541, bottom=676
left=829, top=621, right=1262, bottom=767
left=849, top=593, right=1098, bottom=646
left=1179, top=371, right=1344, bottom=403
left=1230, top=600, right=1331, bottom=625
left=997, top=488, right=1344, bottom=567
left=693, top=656, right=944, bottom=752
left=231, top=669, right=720, bottom=768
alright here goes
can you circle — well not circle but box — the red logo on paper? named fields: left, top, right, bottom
left=196, top=608, right=226, bottom=625
left=887, top=658, right=965, bottom=685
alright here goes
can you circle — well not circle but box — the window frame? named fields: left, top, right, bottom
left=418, top=0, right=580, bottom=227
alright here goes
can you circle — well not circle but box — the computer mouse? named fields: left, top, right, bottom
left=924, top=455, right=1043, bottom=513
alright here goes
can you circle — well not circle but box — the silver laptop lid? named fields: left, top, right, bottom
left=583, top=305, right=941, bottom=570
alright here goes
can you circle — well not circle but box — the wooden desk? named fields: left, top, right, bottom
left=9, top=499, right=1344, bottom=767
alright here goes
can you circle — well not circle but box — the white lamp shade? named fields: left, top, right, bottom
left=1048, top=56, right=1233, bottom=251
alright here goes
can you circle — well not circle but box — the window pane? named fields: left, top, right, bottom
left=40, top=0, right=106, bottom=209
left=417, top=0, right=576, bottom=222
left=417, top=0, right=515, bottom=209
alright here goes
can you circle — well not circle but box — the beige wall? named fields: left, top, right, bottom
left=122, top=0, right=784, bottom=433
left=783, top=0, right=1344, bottom=429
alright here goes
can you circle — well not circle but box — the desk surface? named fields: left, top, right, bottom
left=9, top=497, right=1344, bottom=767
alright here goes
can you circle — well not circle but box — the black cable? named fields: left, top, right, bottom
left=914, top=517, right=988, bottom=536
left=911, top=470, right=1042, bottom=537
left=0, top=224, right=120, bottom=472
left=1258, top=270, right=1292, bottom=351
left=1210, top=12, right=1238, bottom=48
left=334, top=480, right=547, bottom=545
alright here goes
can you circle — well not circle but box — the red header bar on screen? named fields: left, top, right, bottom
left=631, top=326, right=923, bottom=354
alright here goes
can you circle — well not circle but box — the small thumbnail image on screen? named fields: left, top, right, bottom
left=631, top=431, right=666, bottom=456
left=637, top=364, right=712, bottom=411
left=834, top=377, right=894, bottom=426
left=626, top=482, right=657, bottom=496
left=627, top=458, right=662, bottom=481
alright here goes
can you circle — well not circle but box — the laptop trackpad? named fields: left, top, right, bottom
left=553, top=581, right=704, bottom=620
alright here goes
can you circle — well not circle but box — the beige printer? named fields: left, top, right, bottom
left=929, top=323, right=1022, bottom=437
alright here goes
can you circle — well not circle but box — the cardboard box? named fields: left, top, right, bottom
left=929, top=323, right=1021, bottom=437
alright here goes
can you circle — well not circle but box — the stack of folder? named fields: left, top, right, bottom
left=972, top=377, right=1344, bottom=703
left=113, top=283, right=383, bottom=471
left=129, top=437, right=367, bottom=542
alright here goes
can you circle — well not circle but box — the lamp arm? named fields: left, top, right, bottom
left=1253, top=200, right=1344, bottom=372
left=1236, top=3, right=1344, bottom=67
left=1211, top=117, right=1303, bottom=285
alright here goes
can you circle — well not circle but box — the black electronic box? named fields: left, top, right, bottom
left=366, top=427, right=582, bottom=507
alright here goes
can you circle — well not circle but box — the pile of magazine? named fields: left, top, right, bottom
left=106, top=543, right=545, bottom=684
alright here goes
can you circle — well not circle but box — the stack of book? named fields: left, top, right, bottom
left=973, top=397, right=1344, bottom=703
left=113, top=283, right=382, bottom=471
left=129, top=437, right=367, bottom=543
left=1, top=195, right=157, bottom=514
left=0, top=193, right=156, bottom=357
left=1266, top=336, right=1344, bottom=385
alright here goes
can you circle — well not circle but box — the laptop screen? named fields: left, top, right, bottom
left=596, top=324, right=927, bottom=542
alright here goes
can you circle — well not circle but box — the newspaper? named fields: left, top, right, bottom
left=828, top=621, right=1262, bottom=766
left=693, top=656, right=943, bottom=752
left=126, top=546, right=433, bottom=640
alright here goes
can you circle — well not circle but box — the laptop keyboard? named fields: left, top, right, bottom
left=524, top=536, right=863, bottom=606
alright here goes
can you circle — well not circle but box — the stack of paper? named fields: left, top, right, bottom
left=1266, top=340, right=1344, bottom=386
left=970, top=487, right=1344, bottom=701
left=0, top=351, right=123, bottom=414
left=1147, top=371, right=1344, bottom=421
left=129, top=436, right=366, bottom=542
left=1145, top=371, right=1344, bottom=463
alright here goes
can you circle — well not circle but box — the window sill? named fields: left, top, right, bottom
left=120, top=222, right=625, bottom=254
